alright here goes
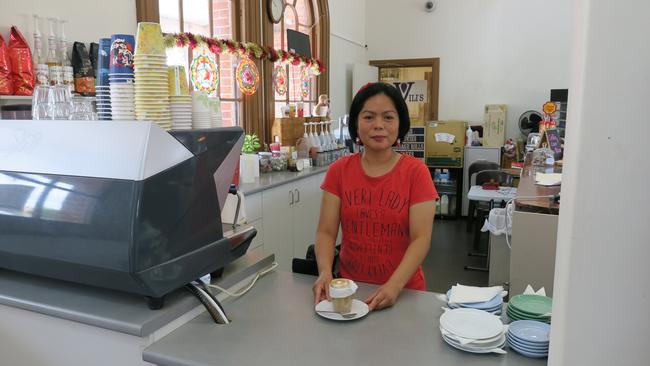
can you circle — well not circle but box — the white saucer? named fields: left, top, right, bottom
left=315, top=299, right=369, bottom=321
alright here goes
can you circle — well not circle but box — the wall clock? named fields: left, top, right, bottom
left=268, top=0, right=284, bottom=24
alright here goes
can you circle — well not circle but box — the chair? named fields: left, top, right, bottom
left=465, top=170, right=513, bottom=272
left=466, top=160, right=501, bottom=232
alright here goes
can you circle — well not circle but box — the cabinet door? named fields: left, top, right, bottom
left=292, top=173, right=326, bottom=260
left=262, top=184, right=295, bottom=271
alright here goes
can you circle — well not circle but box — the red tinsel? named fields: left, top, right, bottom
left=186, top=32, right=198, bottom=49
left=206, top=38, right=222, bottom=54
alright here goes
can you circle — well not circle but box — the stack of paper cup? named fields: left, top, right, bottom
left=168, top=65, right=192, bottom=130
left=96, top=38, right=112, bottom=120
left=191, top=91, right=212, bottom=129
left=133, top=22, right=171, bottom=130
left=209, top=95, right=222, bottom=128
left=109, top=34, right=136, bottom=120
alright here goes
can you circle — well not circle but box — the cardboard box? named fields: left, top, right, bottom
left=425, top=120, right=467, bottom=167
left=483, top=104, right=507, bottom=147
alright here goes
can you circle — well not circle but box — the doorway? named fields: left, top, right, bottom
left=369, top=58, right=440, bottom=126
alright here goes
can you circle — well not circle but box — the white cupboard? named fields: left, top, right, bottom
left=245, top=172, right=325, bottom=271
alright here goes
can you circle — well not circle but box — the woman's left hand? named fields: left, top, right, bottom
left=364, top=282, right=402, bottom=311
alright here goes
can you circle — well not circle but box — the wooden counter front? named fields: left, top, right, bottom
left=515, top=154, right=561, bottom=214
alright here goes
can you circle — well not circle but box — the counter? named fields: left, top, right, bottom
left=239, top=166, right=329, bottom=195
left=508, top=155, right=561, bottom=296
left=0, top=248, right=276, bottom=366
left=144, top=271, right=546, bottom=366
left=515, top=155, right=561, bottom=214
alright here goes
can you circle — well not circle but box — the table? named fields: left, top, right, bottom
left=466, top=186, right=517, bottom=272
left=468, top=186, right=517, bottom=204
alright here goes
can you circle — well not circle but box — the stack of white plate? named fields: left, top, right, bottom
left=109, top=75, right=135, bottom=120
left=96, top=85, right=112, bottom=120
left=446, top=289, right=504, bottom=315
left=170, top=95, right=192, bottom=130
left=506, top=320, right=550, bottom=358
left=134, top=54, right=171, bottom=130
left=439, top=308, right=507, bottom=354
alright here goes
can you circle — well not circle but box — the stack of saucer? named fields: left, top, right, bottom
left=133, top=22, right=171, bottom=130
left=506, top=320, right=550, bottom=358
left=506, top=294, right=552, bottom=323
left=168, top=66, right=192, bottom=130
left=108, top=34, right=136, bottom=120
left=96, top=38, right=112, bottom=120
left=446, top=289, right=504, bottom=315
left=439, top=308, right=507, bottom=354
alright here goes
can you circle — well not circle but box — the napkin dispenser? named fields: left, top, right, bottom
left=0, top=121, right=255, bottom=309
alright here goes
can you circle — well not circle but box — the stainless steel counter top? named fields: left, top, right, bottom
left=0, top=248, right=275, bottom=337
left=144, top=271, right=546, bottom=366
left=239, top=166, right=328, bottom=195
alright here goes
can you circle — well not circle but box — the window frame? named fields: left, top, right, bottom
left=139, top=0, right=245, bottom=127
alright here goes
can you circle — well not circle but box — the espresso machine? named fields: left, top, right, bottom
left=0, top=121, right=255, bottom=310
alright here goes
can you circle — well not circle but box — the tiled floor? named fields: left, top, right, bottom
left=422, top=218, right=489, bottom=293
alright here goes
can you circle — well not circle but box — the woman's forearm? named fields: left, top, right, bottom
left=315, top=231, right=337, bottom=275
left=387, top=237, right=430, bottom=289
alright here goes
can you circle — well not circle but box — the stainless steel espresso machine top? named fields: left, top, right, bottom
left=0, top=121, right=255, bottom=309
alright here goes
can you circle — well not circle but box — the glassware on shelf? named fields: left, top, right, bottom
left=53, top=84, right=73, bottom=120
left=32, top=85, right=55, bottom=120
left=309, top=122, right=321, bottom=151
left=69, top=96, right=96, bottom=120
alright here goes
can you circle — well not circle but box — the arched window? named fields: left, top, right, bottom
left=272, top=0, right=320, bottom=117
left=157, top=0, right=244, bottom=127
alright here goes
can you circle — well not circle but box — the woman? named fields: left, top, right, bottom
left=313, top=83, right=438, bottom=311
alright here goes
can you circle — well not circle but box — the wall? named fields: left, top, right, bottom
left=365, top=0, right=573, bottom=139
left=549, top=0, right=650, bottom=365
left=328, top=0, right=368, bottom=119
left=0, top=0, right=136, bottom=51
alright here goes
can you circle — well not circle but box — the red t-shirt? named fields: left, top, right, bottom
left=320, top=153, right=439, bottom=291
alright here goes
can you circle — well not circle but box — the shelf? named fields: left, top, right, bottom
left=0, top=95, right=32, bottom=100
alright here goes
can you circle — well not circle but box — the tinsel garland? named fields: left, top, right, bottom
left=164, top=32, right=325, bottom=75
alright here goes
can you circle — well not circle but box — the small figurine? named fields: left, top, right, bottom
left=313, top=94, right=329, bottom=117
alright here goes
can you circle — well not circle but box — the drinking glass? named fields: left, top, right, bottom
left=32, top=85, right=55, bottom=120
left=69, top=96, right=96, bottom=120
left=53, top=85, right=73, bottom=120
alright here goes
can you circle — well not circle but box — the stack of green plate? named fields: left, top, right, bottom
left=506, top=294, right=552, bottom=323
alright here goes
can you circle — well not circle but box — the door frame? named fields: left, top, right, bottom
left=369, top=58, right=440, bottom=121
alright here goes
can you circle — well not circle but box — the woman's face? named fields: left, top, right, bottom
left=357, top=93, right=399, bottom=151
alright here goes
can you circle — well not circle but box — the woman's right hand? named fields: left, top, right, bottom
left=313, top=272, right=333, bottom=304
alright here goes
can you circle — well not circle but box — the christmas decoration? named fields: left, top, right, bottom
left=164, top=32, right=324, bottom=75
left=274, top=64, right=287, bottom=96
left=190, top=53, right=219, bottom=93
left=236, top=57, right=259, bottom=96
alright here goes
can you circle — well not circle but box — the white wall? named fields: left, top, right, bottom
left=365, top=0, right=573, bottom=139
left=549, top=0, right=650, bottom=365
left=328, top=0, right=368, bottom=119
left=0, top=0, right=136, bottom=51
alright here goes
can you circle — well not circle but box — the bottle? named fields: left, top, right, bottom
left=466, top=126, right=473, bottom=146
left=270, top=136, right=281, bottom=152
left=440, top=195, right=449, bottom=215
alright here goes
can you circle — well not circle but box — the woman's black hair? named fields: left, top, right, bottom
left=348, top=82, right=410, bottom=144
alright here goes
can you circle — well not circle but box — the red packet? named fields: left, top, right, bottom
left=8, top=26, right=35, bottom=96
left=0, top=34, right=14, bottom=95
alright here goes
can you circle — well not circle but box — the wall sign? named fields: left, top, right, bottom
left=392, top=80, right=428, bottom=102
left=395, top=126, right=425, bottom=162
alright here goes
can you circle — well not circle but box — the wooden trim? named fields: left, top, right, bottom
left=370, top=57, right=440, bottom=120
left=316, top=0, right=329, bottom=101
left=262, top=0, right=276, bottom=143
left=136, top=0, right=160, bottom=23
left=241, top=0, right=266, bottom=141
